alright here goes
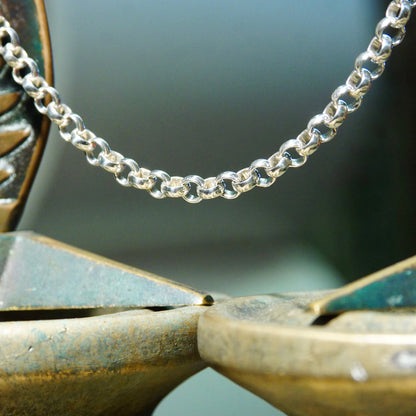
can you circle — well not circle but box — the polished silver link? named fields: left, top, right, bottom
left=367, top=35, right=393, bottom=64
left=2, top=42, right=26, bottom=68
left=355, top=51, right=386, bottom=80
left=85, top=137, right=111, bottom=167
left=331, top=84, right=362, bottom=113
left=33, top=85, right=61, bottom=115
left=182, top=175, right=204, bottom=203
left=322, top=102, right=348, bottom=130
left=114, top=158, right=140, bottom=187
left=0, top=26, right=20, bottom=54
left=58, top=113, right=84, bottom=142
left=100, top=150, right=124, bottom=174
left=297, top=129, right=321, bottom=156
left=376, top=16, right=406, bottom=46
left=148, top=169, right=170, bottom=199
left=387, top=1, right=412, bottom=25
left=279, top=139, right=307, bottom=168
left=161, top=176, right=189, bottom=198
left=233, top=167, right=258, bottom=193
left=22, top=75, right=47, bottom=99
left=198, top=176, right=224, bottom=200
left=250, top=159, right=275, bottom=188
left=0, top=2, right=413, bottom=202
left=128, top=167, right=155, bottom=190
left=346, top=68, right=372, bottom=99
left=12, top=56, right=39, bottom=84
left=47, top=103, right=72, bottom=127
left=307, top=114, right=337, bottom=143
left=71, top=128, right=95, bottom=153
left=266, top=152, right=292, bottom=178
left=216, top=171, right=240, bottom=200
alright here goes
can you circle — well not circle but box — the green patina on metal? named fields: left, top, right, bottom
left=0, top=232, right=213, bottom=310
left=4, top=0, right=46, bottom=75
left=0, top=0, right=52, bottom=231
left=320, top=268, right=416, bottom=313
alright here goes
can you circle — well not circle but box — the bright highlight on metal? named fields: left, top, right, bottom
left=0, top=1, right=414, bottom=202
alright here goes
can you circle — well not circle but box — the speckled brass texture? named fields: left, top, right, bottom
left=198, top=291, right=416, bottom=416
left=0, top=305, right=209, bottom=416
left=0, top=0, right=52, bottom=231
left=0, top=230, right=214, bottom=415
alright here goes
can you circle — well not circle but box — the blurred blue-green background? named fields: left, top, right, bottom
left=19, top=1, right=416, bottom=414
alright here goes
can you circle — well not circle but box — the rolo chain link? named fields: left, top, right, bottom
left=0, top=1, right=414, bottom=202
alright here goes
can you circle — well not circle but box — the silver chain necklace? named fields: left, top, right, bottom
left=0, top=1, right=414, bottom=202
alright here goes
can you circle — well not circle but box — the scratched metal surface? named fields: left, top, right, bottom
left=0, top=305, right=207, bottom=416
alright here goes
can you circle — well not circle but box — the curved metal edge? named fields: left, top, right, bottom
left=0, top=0, right=53, bottom=231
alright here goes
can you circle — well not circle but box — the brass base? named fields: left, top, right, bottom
left=0, top=306, right=209, bottom=416
left=198, top=292, right=416, bottom=416
left=216, top=368, right=416, bottom=416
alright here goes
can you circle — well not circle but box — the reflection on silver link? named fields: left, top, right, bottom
left=279, top=139, right=307, bottom=168
left=3, top=42, right=26, bottom=68
left=0, top=1, right=413, bottom=201
left=100, top=150, right=124, bottom=174
left=387, top=1, right=412, bottom=25
left=297, top=130, right=321, bottom=157
left=148, top=170, right=170, bottom=199
left=376, top=17, right=406, bottom=46
left=266, top=153, right=291, bottom=178
left=250, top=159, right=275, bottom=188
left=71, top=129, right=95, bottom=153
left=322, top=102, right=347, bottom=130
left=367, top=35, right=393, bottom=63
left=161, top=176, right=189, bottom=199
left=346, top=69, right=372, bottom=99
left=355, top=51, right=385, bottom=80
left=114, top=158, right=140, bottom=187
left=85, top=137, right=111, bottom=167
left=234, top=167, right=257, bottom=193
left=198, top=177, right=224, bottom=200
left=307, top=114, right=336, bottom=143
left=22, top=75, right=46, bottom=99
left=12, top=57, right=39, bottom=84
left=216, top=171, right=240, bottom=199
left=47, top=103, right=72, bottom=127
left=182, top=175, right=204, bottom=203
left=331, top=85, right=362, bottom=113
left=59, top=113, right=84, bottom=142
left=128, top=168, right=155, bottom=190
left=34, top=85, right=61, bottom=115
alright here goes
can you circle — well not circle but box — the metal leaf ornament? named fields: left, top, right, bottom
left=0, top=81, right=30, bottom=184
left=0, top=0, right=52, bottom=231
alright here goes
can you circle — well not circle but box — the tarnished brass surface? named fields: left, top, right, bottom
left=0, top=305, right=209, bottom=416
left=198, top=292, right=416, bottom=416
left=0, top=231, right=213, bottom=414
left=0, top=0, right=52, bottom=231
left=218, top=370, right=416, bottom=416
left=0, top=232, right=213, bottom=309
left=310, top=255, right=416, bottom=314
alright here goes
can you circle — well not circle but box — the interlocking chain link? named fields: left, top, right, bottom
left=0, top=1, right=414, bottom=202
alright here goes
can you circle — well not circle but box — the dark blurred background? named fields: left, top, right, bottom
left=18, top=2, right=416, bottom=414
